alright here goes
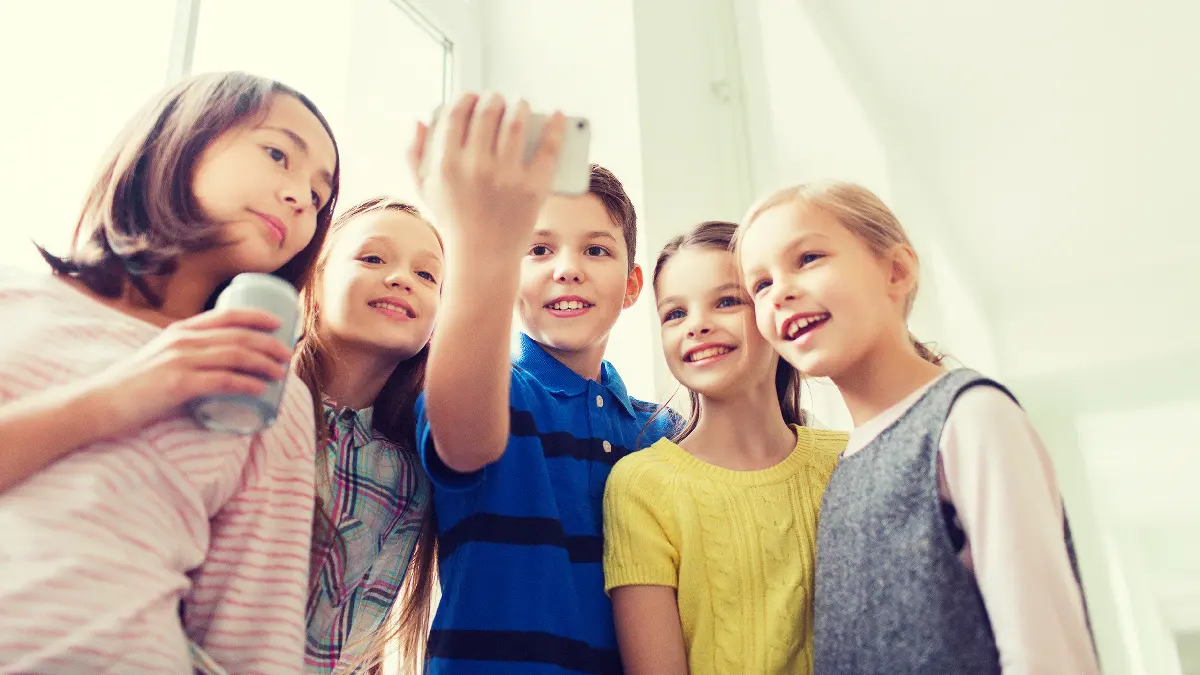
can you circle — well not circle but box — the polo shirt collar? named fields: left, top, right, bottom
left=514, top=333, right=637, bottom=418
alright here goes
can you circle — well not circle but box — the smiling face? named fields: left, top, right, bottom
left=656, top=246, right=779, bottom=399
left=516, top=193, right=642, bottom=361
left=738, top=202, right=907, bottom=380
left=189, top=93, right=337, bottom=279
left=315, top=208, right=443, bottom=360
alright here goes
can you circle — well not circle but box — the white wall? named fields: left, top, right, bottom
left=476, top=0, right=653, bottom=402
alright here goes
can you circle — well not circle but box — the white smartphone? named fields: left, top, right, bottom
left=420, top=108, right=592, bottom=196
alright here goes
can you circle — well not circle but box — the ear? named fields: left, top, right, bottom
left=886, top=244, right=920, bottom=302
left=622, top=263, right=644, bottom=309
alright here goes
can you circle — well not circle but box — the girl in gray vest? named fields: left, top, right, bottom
left=734, top=181, right=1099, bottom=675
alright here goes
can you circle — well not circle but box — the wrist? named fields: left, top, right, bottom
left=71, top=377, right=122, bottom=443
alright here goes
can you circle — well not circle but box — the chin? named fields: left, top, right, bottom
left=533, top=325, right=604, bottom=353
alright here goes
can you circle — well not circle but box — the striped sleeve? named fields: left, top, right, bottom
left=183, top=381, right=316, bottom=674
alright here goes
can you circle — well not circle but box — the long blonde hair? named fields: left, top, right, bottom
left=295, top=196, right=441, bottom=674
left=734, top=181, right=943, bottom=364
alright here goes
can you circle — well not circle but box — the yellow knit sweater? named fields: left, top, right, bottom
left=603, top=425, right=847, bottom=675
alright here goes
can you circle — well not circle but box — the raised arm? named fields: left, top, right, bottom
left=407, top=94, right=564, bottom=473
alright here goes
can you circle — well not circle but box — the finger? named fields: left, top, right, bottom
left=191, top=346, right=290, bottom=381
left=407, top=121, right=429, bottom=189
left=466, top=93, right=507, bottom=161
left=182, top=307, right=282, bottom=333
left=175, top=327, right=295, bottom=363
left=496, top=99, right=531, bottom=168
left=528, top=111, right=567, bottom=188
left=184, top=371, right=271, bottom=400
left=437, top=93, right=480, bottom=166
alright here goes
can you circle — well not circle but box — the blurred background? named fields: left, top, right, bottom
left=1, top=1, right=1196, bottom=672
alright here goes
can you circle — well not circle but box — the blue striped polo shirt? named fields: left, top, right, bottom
left=415, top=333, right=679, bottom=675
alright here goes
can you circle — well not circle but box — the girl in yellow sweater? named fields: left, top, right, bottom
left=602, top=220, right=848, bottom=675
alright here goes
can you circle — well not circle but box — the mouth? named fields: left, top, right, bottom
left=683, top=343, right=736, bottom=364
left=544, top=296, right=594, bottom=318
left=781, top=312, right=831, bottom=342
left=368, top=297, right=416, bottom=320
left=252, top=211, right=287, bottom=246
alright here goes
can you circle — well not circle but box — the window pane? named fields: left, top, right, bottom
left=0, top=1, right=176, bottom=270
left=191, top=0, right=450, bottom=211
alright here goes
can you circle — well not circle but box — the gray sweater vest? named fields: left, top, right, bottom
left=813, top=369, right=1088, bottom=674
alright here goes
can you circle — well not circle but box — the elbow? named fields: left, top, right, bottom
left=425, top=391, right=507, bottom=474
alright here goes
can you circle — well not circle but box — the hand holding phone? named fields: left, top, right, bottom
left=406, top=94, right=569, bottom=253
left=416, top=100, right=592, bottom=196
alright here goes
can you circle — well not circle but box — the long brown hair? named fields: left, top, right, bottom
left=650, top=220, right=808, bottom=443
left=734, top=182, right=944, bottom=365
left=295, top=196, right=441, bottom=674
left=38, top=71, right=340, bottom=304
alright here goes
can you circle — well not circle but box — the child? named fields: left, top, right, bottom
left=0, top=71, right=339, bottom=673
left=603, top=220, right=849, bottom=675
left=296, top=197, right=441, bottom=674
left=734, top=181, right=1099, bottom=675
left=406, top=95, right=680, bottom=674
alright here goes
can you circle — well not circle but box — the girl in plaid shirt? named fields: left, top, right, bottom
left=295, top=197, right=443, bottom=674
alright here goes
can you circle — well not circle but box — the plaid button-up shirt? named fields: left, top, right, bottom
left=304, top=402, right=431, bottom=674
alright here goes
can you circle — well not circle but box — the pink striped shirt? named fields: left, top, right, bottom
left=0, top=269, right=317, bottom=674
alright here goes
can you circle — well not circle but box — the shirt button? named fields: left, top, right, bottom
left=596, top=395, right=604, bottom=408
left=602, top=440, right=612, bottom=453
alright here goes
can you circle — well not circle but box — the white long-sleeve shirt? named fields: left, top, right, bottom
left=0, top=269, right=316, bottom=674
left=844, top=375, right=1099, bottom=675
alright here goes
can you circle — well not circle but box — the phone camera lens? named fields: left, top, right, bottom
left=577, top=121, right=586, bottom=129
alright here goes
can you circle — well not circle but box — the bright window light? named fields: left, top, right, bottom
left=0, top=0, right=176, bottom=271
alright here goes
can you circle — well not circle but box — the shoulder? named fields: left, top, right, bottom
left=0, top=267, right=63, bottom=305
left=940, top=381, right=1047, bottom=470
left=608, top=440, right=681, bottom=495
left=630, top=397, right=683, bottom=441
left=945, top=383, right=1028, bottom=436
left=795, top=426, right=849, bottom=476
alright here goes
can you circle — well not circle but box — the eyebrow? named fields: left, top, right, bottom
left=359, top=236, right=443, bottom=264
left=531, top=229, right=620, bottom=243
left=656, top=282, right=743, bottom=309
left=585, top=231, right=619, bottom=243
left=262, top=125, right=335, bottom=192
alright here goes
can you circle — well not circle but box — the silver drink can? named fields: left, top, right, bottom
left=187, top=273, right=301, bottom=435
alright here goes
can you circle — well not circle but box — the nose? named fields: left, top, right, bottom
left=684, top=311, right=713, bottom=339
left=768, top=280, right=798, bottom=308
left=553, top=251, right=584, bottom=284
left=278, top=179, right=309, bottom=214
left=384, top=269, right=413, bottom=292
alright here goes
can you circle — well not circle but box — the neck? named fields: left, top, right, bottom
left=321, top=337, right=405, bottom=411
left=684, top=373, right=796, bottom=470
left=542, top=337, right=609, bottom=382
left=120, top=263, right=225, bottom=324
left=833, top=331, right=944, bottom=427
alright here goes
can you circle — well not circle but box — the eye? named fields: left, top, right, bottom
left=715, top=296, right=743, bottom=309
left=662, top=308, right=685, bottom=323
left=585, top=245, right=610, bottom=257
left=753, top=279, right=772, bottom=295
left=529, top=244, right=552, bottom=256
left=311, top=190, right=322, bottom=208
left=798, top=252, right=825, bottom=267
left=265, top=146, right=288, bottom=166
left=359, top=254, right=384, bottom=265
left=417, top=270, right=438, bottom=283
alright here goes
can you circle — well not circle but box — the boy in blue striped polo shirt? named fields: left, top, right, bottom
left=410, top=95, right=679, bottom=674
